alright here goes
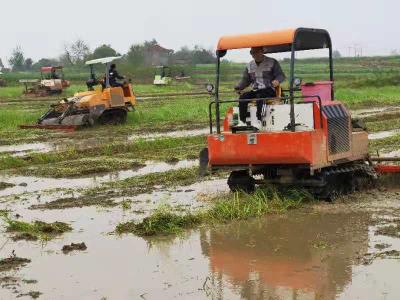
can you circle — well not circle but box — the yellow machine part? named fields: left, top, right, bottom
left=75, top=84, right=136, bottom=109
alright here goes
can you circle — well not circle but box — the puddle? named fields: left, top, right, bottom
left=0, top=160, right=197, bottom=197
left=1, top=190, right=400, bottom=299
left=369, top=129, right=400, bottom=140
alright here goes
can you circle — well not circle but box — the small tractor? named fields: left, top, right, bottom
left=20, top=56, right=136, bottom=131
left=19, top=66, right=70, bottom=96
left=153, top=65, right=172, bottom=86
left=200, top=28, right=400, bottom=199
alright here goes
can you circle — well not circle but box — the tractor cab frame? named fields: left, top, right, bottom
left=211, top=28, right=334, bottom=134
left=40, top=66, right=65, bottom=80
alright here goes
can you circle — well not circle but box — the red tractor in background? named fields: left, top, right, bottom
left=19, top=66, right=70, bottom=96
left=200, top=28, right=399, bottom=199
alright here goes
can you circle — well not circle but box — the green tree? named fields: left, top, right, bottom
left=0, top=58, right=4, bottom=69
left=192, top=45, right=215, bottom=64
left=32, top=58, right=60, bottom=70
left=126, top=43, right=146, bottom=66
left=24, top=58, right=33, bottom=70
left=332, top=50, right=342, bottom=59
left=91, top=44, right=119, bottom=59
left=9, top=46, right=25, bottom=71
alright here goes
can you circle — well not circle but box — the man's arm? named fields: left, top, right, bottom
left=272, top=60, right=286, bottom=84
left=234, top=67, right=251, bottom=91
left=114, top=70, right=124, bottom=80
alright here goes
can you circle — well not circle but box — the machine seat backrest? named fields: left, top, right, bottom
left=110, top=88, right=125, bottom=107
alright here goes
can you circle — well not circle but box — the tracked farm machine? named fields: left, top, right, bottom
left=20, top=57, right=136, bottom=131
left=200, top=28, right=400, bottom=199
left=19, top=66, right=70, bottom=96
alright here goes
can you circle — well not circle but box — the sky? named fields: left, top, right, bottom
left=1, top=0, right=399, bottom=66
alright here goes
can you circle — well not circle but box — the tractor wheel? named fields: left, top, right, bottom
left=98, top=109, right=127, bottom=125
left=227, top=170, right=255, bottom=193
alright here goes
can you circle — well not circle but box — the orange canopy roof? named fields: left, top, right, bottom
left=217, top=29, right=296, bottom=51
left=216, top=28, right=331, bottom=54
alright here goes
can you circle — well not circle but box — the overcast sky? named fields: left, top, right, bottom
left=1, top=0, right=399, bottom=65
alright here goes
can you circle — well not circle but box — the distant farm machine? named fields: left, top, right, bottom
left=19, top=66, right=70, bottom=96
left=200, top=28, right=400, bottom=199
left=153, top=65, right=173, bottom=86
left=20, top=56, right=137, bottom=131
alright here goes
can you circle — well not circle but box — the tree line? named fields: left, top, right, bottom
left=3, top=39, right=216, bottom=72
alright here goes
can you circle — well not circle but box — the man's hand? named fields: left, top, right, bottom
left=271, top=80, right=280, bottom=88
left=234, top=86, right=242, bottom=94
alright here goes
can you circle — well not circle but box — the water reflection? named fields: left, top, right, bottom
left=200, top=211, right=370, bottom=299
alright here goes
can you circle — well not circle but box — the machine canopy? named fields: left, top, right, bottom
left=217, top=28, right=331, bottom=55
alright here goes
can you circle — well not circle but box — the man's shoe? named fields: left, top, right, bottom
left=236, top=120, right=247, bottom=127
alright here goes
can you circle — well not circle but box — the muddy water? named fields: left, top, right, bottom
left=1, top=188, right=400, bottom=299
left=0, top=160, right=197, bottom=197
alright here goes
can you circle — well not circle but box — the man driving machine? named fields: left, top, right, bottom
left=234, top=47, right=286, bottom=126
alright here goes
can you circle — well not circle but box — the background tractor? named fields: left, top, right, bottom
left=19, top=66, right=70, bottom=96
left=153, top=65, right=172, bottom=86
left=20, top=56, right=137, bottom=131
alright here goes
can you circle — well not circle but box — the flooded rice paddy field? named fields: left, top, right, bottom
left=0, top=97, right=400, bottom=299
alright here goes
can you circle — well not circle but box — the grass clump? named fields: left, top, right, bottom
left=0, top=256, right=31, bottom=272
left=30, top=196, right=117, bottom=210
left=0, top=182, right=15, bottom=190
left=116, top=187, right=311, bottom=237
left=116, top=205, right=201, bottom=236
left=1, top=212, right=72, bottom=241
left=18, top=158, right=145, bottom=178
left=205, top=188, right=309, bottom=222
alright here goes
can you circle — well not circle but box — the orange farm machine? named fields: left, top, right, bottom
left=200, top=28, right=400, bottom=199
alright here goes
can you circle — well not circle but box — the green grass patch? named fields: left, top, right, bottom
left=369, top=133, right=400, bottom=153
left=116, top=187, right=311, bottom=236
left=365, top=117, right=400, bottom=132
left=1, top=212, right=72, bottom=241
left=205, top=188, right=309, bottom=222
